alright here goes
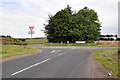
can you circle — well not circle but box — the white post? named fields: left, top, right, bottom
left=29, top=26, right=34, bottom=47
left=31, top=32, right=32, bottom=47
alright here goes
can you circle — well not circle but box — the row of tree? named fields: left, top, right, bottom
left=0, top=35, right=12, bottom=38
left=99, top=35, right=117, bottom=38
left=99, top=38, right=120, bottom=41
left=44, top=5, right=102, bottom=43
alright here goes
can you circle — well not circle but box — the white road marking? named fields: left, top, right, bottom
left=51, top=50, right=61, bottom=53
left=58, top=53, right=64, bottom=56
left=58, top=54, right=62, bottom=56
left=11, top=58, right=52, bottom=76
left=51, top=50, right=55, bottom=53
left=11, top=49, right=65, bottom=76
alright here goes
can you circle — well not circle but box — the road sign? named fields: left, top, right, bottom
left=28, top=31, right=34, bottom=34
left=29, top=26, right=34, bottom=47
left=29, top=26, right=34, bottom=31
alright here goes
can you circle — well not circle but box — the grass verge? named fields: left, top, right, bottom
left=43, top=43, right=118, bottom=47
left=0, top=45, right=41, bottom=59
left=93, top=49, right=119, bottom=78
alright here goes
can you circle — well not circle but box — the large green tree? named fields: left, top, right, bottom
left=44, top=6, right=101, bottom=43
left=75, top=7, right=101, bottom=42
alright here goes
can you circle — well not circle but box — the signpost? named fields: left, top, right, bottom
left=28, top=26, right=34, bottom=47
left=29, top=26, right=34, bottom=31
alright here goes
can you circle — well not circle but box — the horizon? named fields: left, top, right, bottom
left=0, top=34, right=119, bottom=39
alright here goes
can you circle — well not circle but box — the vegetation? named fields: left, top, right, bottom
left=2, top=36, right=27, bottom=45
left=99, top=35, right=118, bottom=41
left=1, top=36, right=118, bottom=47
left=118, top=48, right=120, bottom=78
left=93, top=49, right=119, bottom=77
left=1, top=36, right=42, bottom=59
left=1, top=36, right=48, bottom=45
left=43, top=43, right=118, bottom=47
left=1, top=45, right=41, bottom=59
left=26, top=37, right=48, bottom=44
left=44, top=5, right=101, bottom=43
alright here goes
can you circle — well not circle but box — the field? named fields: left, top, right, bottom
left=1, top=45, right=41, bottom=59
left=93, top=49, right=119, bottom=77
left=2, top=37, right=119, bottom=47
left=99, top=40, right=120, bottom=45
left=26, top=38, right=118, bottom=47
left=26, top=37, right=48, bottom=44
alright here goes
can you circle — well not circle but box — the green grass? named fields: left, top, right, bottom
left=25, top=38, right=118, bottom=47
left=43, top=43, right=118, bottom=47
left=26, top=38, right=48, bottom=44
left=0, top=45, right=41, bottom=59
left=2, top=37, right=119, bottom=47
left=118, top=49, right=120, bottom=78
left=93, top=49, right=119, bottom=77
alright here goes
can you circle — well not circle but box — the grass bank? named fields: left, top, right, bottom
left=0, top=45, right=41, bottom=59
left=43, top=43, right=118, bottom=47
left=93, top=49, right=119, bottom=78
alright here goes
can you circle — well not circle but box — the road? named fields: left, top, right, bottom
left=2, top=46, right=118, bottom=78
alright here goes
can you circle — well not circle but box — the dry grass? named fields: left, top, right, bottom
left=99, top=41, right=120, bottom=45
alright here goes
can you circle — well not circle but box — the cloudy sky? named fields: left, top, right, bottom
left=0, top=0, right=119, bottom=38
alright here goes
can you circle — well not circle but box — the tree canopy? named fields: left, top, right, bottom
left=44, top=5, right=102, bottom=43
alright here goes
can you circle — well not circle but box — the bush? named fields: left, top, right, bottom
left=14, top=42, right=28, bottom=45
left=86, top=40, right=94, bottom=43
left=118, top=49, right=120, bottom=55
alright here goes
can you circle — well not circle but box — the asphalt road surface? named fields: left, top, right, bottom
left=2, top=46, right=118, bottom=78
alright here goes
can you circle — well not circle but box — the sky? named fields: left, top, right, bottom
left=0, top=0, right=119, bottom=38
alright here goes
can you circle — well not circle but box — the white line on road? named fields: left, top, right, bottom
left=51, top=50, right=55, bottom=53
left=58, top=53, right=64, bottom=56
left=11, top=58, right=52, bottom=76
left=51, top=50, right=61, bottom=53
left=11, top=49, right=65, bottom=76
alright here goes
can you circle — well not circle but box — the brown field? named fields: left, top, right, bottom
left=99, top=40, right=120, bottom=45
